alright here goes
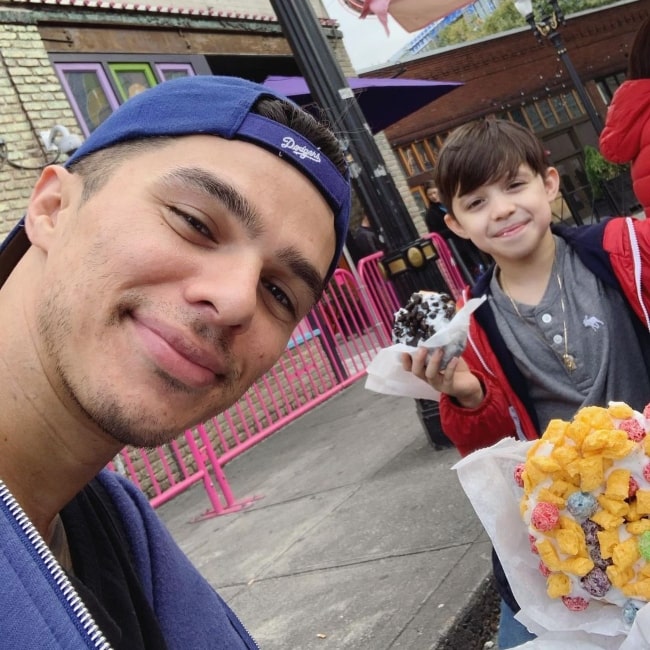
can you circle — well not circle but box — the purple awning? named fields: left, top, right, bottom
left=263, top=75, right=462, bottom=133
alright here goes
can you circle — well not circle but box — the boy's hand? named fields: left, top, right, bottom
left=401, top=347, right=484, bottom=409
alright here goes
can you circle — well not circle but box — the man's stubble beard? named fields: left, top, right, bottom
left=36, top=287, right=241, bottom=450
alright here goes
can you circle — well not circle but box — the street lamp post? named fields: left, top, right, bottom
left=270, top=0, right=452, bottom=448
left=514, top=0, right=603, bottom=134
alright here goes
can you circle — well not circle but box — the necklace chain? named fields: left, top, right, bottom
left=501, top=269, right=577, bottom=372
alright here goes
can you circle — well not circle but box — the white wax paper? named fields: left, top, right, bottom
left=452, top=438, right=650, bottom=648
left=364, top=295, right=486, bottom=401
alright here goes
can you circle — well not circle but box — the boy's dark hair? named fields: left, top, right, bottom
left=627, top=16, right=650, bottom=80
left=433, top=119, right=550, bottom=213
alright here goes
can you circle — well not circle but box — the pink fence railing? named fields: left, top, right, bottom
left=109, top=236, right=469, bottom=519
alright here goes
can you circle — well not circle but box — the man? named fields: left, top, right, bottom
left=0, top=75, right=350, bottom=648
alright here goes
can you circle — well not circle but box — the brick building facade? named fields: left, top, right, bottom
left=0, top=0, right=419, bottom=246
left=377, top=0, right=649, bottom=224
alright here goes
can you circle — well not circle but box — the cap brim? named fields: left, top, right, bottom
left=0, top=218, right=29, bottom=288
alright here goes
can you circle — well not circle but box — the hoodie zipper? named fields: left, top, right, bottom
left=0, top=480, right=112, bottom=649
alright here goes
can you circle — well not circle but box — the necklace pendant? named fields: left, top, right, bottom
left=563, top=353, right=577, bottom=371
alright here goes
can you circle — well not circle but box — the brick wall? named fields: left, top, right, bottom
left=0, top=19, right=78, bottom=239
left=0, top=2, right=420, bottom=244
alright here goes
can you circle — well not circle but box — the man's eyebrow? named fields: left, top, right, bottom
left=278, top=247, right=326, bottom=304
left=161, top=167, right=262, bottom=237
left=162, top=167, right=328, bottom=301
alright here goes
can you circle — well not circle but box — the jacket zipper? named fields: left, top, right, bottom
left=0, top=480, right=112, bottom=649
left=625, top=216, right=650, bottom=331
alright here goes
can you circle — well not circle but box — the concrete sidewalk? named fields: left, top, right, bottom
left=158, top=380, right=498, bottom=649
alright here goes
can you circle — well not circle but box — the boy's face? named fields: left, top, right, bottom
left=24, top=135, right=335, bottom=449
left=444, top=164, right=559, bottom=262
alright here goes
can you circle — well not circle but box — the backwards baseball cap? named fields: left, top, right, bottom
left=0, top=75, right=350, bottom=287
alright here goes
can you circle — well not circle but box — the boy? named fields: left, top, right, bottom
left=0, top=75, right=350, bottom=648
left=403, top=119, right=650, bottom=647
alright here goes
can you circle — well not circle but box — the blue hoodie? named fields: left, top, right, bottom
left=0, top=470, right=257, bottom=649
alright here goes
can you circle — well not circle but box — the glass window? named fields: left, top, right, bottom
left=564, top=91, right=582, bottom=119
left=155, top=63, right=195, bottom=82
left=524, top=104, right=543, bottom=132
left=413, top=142, right=433, bottom=170
left=537, top=99, right=558, bottom=128
left=55, top=63, right=119, bottom=136
left=109, top=63, right=158, bottom=101
left=550, top=96, right=569, bottom=123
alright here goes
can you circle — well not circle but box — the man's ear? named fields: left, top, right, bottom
left=443, top=212, right=471, bottom=240
left=24, top=165, right=75, bottom=252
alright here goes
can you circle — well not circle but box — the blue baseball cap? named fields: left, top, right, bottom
left=0, top=75, right=350, bottom=287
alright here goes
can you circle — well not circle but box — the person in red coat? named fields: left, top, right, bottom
left=600, top=15, right=650, bottom=214
left=402, top=119, right=650, bottom=648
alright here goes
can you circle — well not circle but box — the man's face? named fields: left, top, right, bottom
left=29, top=135, right=336, bottom=448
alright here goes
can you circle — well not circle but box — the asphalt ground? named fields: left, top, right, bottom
left=158, top=379, right=498, bottom=649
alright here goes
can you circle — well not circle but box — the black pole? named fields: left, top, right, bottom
left=269, top=0, right=451, bottom=303
left=270, top=1, right=451, bottom=448
left=550, top=32, right=603, bottom=134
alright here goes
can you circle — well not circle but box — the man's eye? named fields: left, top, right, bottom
left=169, top=207, right=212, bottom=238
left=263, top=280, right=296, bottom=318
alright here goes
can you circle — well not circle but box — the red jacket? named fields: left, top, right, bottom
left=440, top=217, right=650, bottom=457
left=600, top=80, right=650, bottom=214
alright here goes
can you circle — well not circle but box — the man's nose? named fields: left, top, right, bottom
left=185, top=253, right=259, bottom=332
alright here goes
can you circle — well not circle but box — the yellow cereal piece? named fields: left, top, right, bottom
left=609, top=402, right=635, bottom=419
left=537, top=488, right=565, bottom=508
left=543, top=419, right=569, bottom=443
left=549, top=479, right=577, bottom=500
left=561, top=556, right=594, bottom=576
left=551, top=470, right=580, bottom=487
left=636, top=491, right=650, bottom=515
left=627, top=520, right=650, bottom=535
left=607, top=564, right=635, bottom=588
left=536, top=539, right=561, bottom=571
left=597, top=529, right=620, bottom=558
left=551, top=444, right=579, bottom=468
left=623, top=580, right=650, bottom=600
left=575, top=406, right=614, bottom=430
left=612, top=537, right=640, bottom=569
left=522, top=462, right=547, bottom=492
left=591, top=509, right=624, bottom=530
left=582, top=429, right=635, bottom=459
left=529, top=455, right=562, bottom=474
left=627, top=500, right=642, bottom=522
left=547, top=572, right=571, bottom=598
left=597, top=494, right=629, bottom=517
left=556, top=528, right=582, bottom=555
left=567, top=456, right=603, bottom=491
left=644, top=436, right=650, bottom=456
left=605, top=469, right=631, bottom=501
left=565, top=420, right=590, bottom=446
left=640, top=563, right=650, bottom=578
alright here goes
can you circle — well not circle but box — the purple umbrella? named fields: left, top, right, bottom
left=263, top=75, right=462, bottom=133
